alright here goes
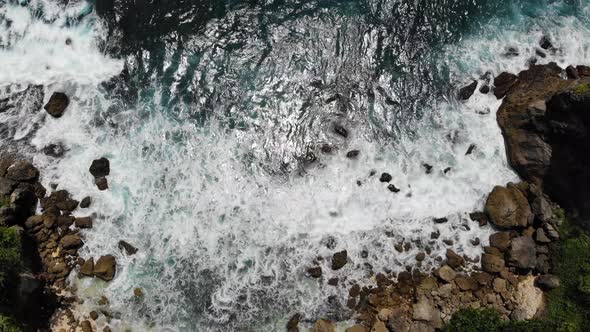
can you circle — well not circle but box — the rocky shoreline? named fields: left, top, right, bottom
left=1, top=58, right=589, bottom=331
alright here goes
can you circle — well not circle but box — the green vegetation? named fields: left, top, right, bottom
left=0, top=226, right=21, bottom=297
left=0, top=314, right=21, bottom=332
left=444, top=308, right=546, bottom=332
left=573, top=83, right=590, bottom=97
left=0, top=195, right=9, bottom=208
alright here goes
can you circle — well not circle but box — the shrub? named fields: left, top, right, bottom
left=0, top=227, right=21, bottom=292
left=444, top=308, right=503, bottom=332
left=0, top=314, right=21, bottom=332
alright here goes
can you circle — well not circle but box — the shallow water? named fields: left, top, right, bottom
left=1, top=0, right=589, bottom=330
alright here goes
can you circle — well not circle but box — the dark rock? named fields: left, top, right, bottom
left=89, top=158, right=110, bottom=178
left=535, top=49, right=547, bottom=58
left=327, top=277, right=339, bottom=286
left=346, top=150, right=360, bottom=159
left=470, top=238, right=481, bottom=246
left=535, top=228, right=551, bottom=243
left=433, top=217, right=448, bottom=224
left=422, top=163, right=433, bottom=174
left=0, top=177, right=17, bottom=195
left=33, top=182, right=46, bottom=199
left=80, top=320, right=92, bottom=332
left=504, top=47, right=520, bottom=57
left=333, top=124, right=348, bottom=138
left=430, top=231, right=440, bottom=239
left=44, top=92, right=70, bottom=118
left=489, top=232, right=511, bottom=252
left=118, top=240, right=138, bottom=255
left=481, top=253, right=505, bottom=273
left=287, top=313, right=301, bottom=332
left=446, top=249, right=464, bottom=269
left=94, top=255, right=117, bottom=281
left=379, top=173, right=392, bottom=183
left=444, top=167, right=452, bottom=174
left=80, top=257, right=94, bottom=277
left=42, top=143, right=67, bottom=158
left=307, top=266, right=322, bottom=278
left=539, top=36, right=554, bottom=50
left=507, top=236, right=537, bottom=269
left=415, top=252, right=426, bottom=262
left=578, top=65, right=590, bottom=76
left=543, top=223, right=559, bottom=241
left=5, top=161, right=39, bottom=183
left=535, top=274, right=560, bottom=290
left=95, top=177, right=108, bottom=191
left=80, top=196, right=91, bottom=208
left=331, top=250, right=348, bottom=270
left=469, top=211, right=488, bottom=226
left=531, top=196, right=553, bottom=223
left=11, top=188, right=38, bottom=215
left=465, top=144, right=476, bottom=155
left=90, top=311, right=99, bottom=320
left=387, top=184, right=400, bottom=193
left=566, top=66, right=580, bottom=79
left=458, top=81, right=478, bottom=100
left=493, top=72, right=518, bottom=99
left=536, top=254, right=551, bottom=274
left=60, top=234, right=83, bottom=250
left=75, top=217, right=93, bottom=229
left=485, top=185, right=533, bottom=228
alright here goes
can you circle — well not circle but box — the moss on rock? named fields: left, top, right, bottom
left=0, top=314, right=22, bottom=332
left=573, top=83, right=590, bottom=97
left=0, top=226, right=21, bottom=299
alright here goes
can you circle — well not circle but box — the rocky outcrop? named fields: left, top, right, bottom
left=94, top=255, right=117, bottom=281
left=44, top=92, right=70, bottom=118
left=484, top=184, right=533, bottom=228
left=90, top=157, right=111, bottom=191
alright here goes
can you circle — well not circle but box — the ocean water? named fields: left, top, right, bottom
left=0, top=0, right=589, bottom=330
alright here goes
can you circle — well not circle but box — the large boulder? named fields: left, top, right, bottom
left=5, top=161, right=39, bottom=183
left=481, top=253, right=505, bottom=273
left=493, top=72, right=518, bottom=99
left=89, top=158, right=110, bottom=178
left=331, top=250, right=347, bottom=270
left=485, top=185, right=533, bottom=228
left=44, top=92, right=70, bottom=118
left=508, top=236, right=537, bottom=269
left=94, top=255, right=117, bottom=281
left=60, top=234, right=83, bottom=250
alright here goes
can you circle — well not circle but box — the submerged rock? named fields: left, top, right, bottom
left=118, top=240, right=138, bottom=255
left=458, top=81, right=478, bottom=100
left=44, top=92, right=70, bottom=118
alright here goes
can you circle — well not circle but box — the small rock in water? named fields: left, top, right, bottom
left=89, top=311, right=99, bottom=320
left=422, top=163, right=433, bottom=174
left=75, top=217, right=93, bottom=229
left=458, top=80, right=478, bottom=100
left=379, top=173, right=392, bottom=183
left=94, top=255, right=117, bottom=281
left=307, top=266, right=322, bottom=278
left=327, top=277, right=339, bottom=286
left=331, top=250, right=348, bottom=270
left=539, top=36, right=554, bottom=50
left=134, top=287, right=144, bottom=297
left=44, top=92, right=70, bottom=118
left=535, top=49, right=547, bottom=58
left=387, top=184, right=400, bottom=193
left=89, top=157, right=110, bottom=178
left=433, top=217, right=448, bottom=224
left=346, top=150, right=360, bottom=159
left=465, top=144, right=476, bottom=155
left=80, top=257, right=94, bottom=277
left=287, top=313, right=301, bottom=332
left=118, top=240, right=138, bottom=255
left=95, top=177, right=108, bottom=191
left=333, top=124, right=348, bottom=138
left=80, top=196, right=91, bottom=208
left=504, top=47, right=520, bottom=57
left=443, top=167, right=451, bottom=174
left=65, top=38, right=72, bottom=46
left=42, top=143, right=67, bottom=158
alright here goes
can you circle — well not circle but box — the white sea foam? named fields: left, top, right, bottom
left=0, top=0, right=589, bottom=331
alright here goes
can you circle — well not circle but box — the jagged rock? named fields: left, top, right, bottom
left=118, top=240, right=138, bottom=255
left=75, top=217, right=93, bottom=229
left=539, top=36, right=554, bottom=50
left=481, top=253, right=505, bottom=273
left=435, top=265, right=456, bottom=282
left=80, top=196, right=91, bottom=208
left=535, top=228, right=551, bottom=243
left=332, top=250, right=348, bottom=270
left=445, top=249, right=464, bottom=269
left=41, top=190, right=78, bottom=212
left=508, top=236, right=537, bottom=269
left=6, top=161, right=39, bottom=183
left=60, top=234, right=83, bottom=250
left=412, top=296, right=442, bottom=328
left=469, top=211, right=488, bottom=226
left=484, top=185, right=533, bottom=228
left=0, top=177, right=17, bottom=195
left=455, top=276, right=478, bottom=291
left=312, top=319, right=335, bottom=332
left=371, top=321, right=388, bottom=332
left=489, top=232, right=511, bottom=252
left=543, top=223, right=559, bottom=240
left=387, top=184, right=400, bottom=193
left=346, top=150, right=360, bottom=159
left=512, top=276, right=544, bottom=321
left=333, top=124, right=348, bottom=138
left=95, top=177, right=108, bottom=191
left=287, top=313, right=301, bottom=332
left=42, top=143, right=67, bottom=158
left=566, top=65, right=579, bottom=79
left=44, top=92, right=70, bottom=118
left=89, top=158, right=110, bottom=178
left=307, top=266, right=322, bottom=278
left=493, top=72, right=518, bottom=99
left=80, top=257, right=94, bottom=277
left=379, top=173, right=392, bottom=183
left=94, top=255, right=117, bottom=281
left=535, top=274, right=560, bottom=290
left=458, top=81, right=478, bottom=100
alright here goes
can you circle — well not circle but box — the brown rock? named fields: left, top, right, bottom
left=6, top=161, right=39, bottom=183
left=371, top=321, right=388, bottom=332
left=75, top=217, right=93, bottom=229
left=307, top=266, right=322, bottom=279
left=287, top=313, right=301, bottom=332
left=44, top=92, right=70, bottom=118
left=89, top=311, right=99, bottom=320
left=312, top=319, right=335, bottom=332
left=481, top=253, right=505, bottom=273
left=508, top=236, right=537, bottom=269
left=455, top=276, right=478, bottom=291
left=80, top=320, right=92, bottom=332
left=485, top=185, right=533, bottom=228
left=80, top=196, right=91, bottom=208
left=60, top=234, right=83, bottom=249
left=494, top=72, right=518, bottom=99
left=489, top=232, right=511, bottom=252
left=446, top=249, right=464, bottom=269
left=331, top=250, right=347, bottom=270
left=134, top=287, right=144, bottom=297
left=346, top=325, right=368, bottom=332
left=94, top=255, right=117, bottom=281
left=118, top=240, right=138, bottom=255
left=95, top=177, right=108, bottom=191
left=435, top=265, right=456, bottom=282
left=80, top=257, right=94, bottom=277
left=103, top=327, right=112, bottom=332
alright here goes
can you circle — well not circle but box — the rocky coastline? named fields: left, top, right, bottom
left=1, top=57, right=590, bottom=331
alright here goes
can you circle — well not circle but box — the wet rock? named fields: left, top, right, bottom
left=90, top=311, right=99, bottom=320
left=44, top=92, right=70, bottom=118
left=327, top=277, right=339, bottom=286
left=333, top=124, right=348, bottom=138
left=345, top=325, right=368, bottom=332
left=60, top=234, right=83, bottom=250
left=415, top=252, right=426, bottom=262
left=465, top=144, right=476, bottom=155
left=371, top=321, right=388, bottom=332
left=435, top=265, right=456, bottom=282
left=6, top=161, right=39, bottom=183
left=80, top=257, right=94, bottom=277
left=75, top=217, right=93, bottom=229
left=433, top=217, right=448, bottom=224
left=89, top=158, right=110, bottom=178
left=469, top=211, right=488, bottom=226
left=471, top=237, right=481, bottom=246
left=118, top=240, right=138, bottom=255
left=387, top=184, right=400, bottom=193
left=79, top=320, right=92, bottom=332
left=485, top=185, right=533, bottom=228
left=535, top=228, right=551, bottom=243
left=287, top=313, right=301, bottom=332
left=458, top=81, right=478, bottom=100
left=504, top=47, right=520, bottom=57
left=80, top=196, right=91, bottom=208
left=103, top=327, right=112, bottom=332
left=42, top=143, right=67, bottom=158
left=566, top=65, right=580, bottom=79
left=539, top=36, right=554, bottom=50
left=430, top=230, right=440, bottom=239
left=134, top=287, right=144, bottom=297
left=307, top=266, right=322, bottom=278
left=422, top=163, right=433, bottom=174
left=94, top=255, right=117, bottom=281
left=489, top=232, right=511, bottom=252
left=482, top=253, right=505, bottom=273
left=446, top=249, right=464, bottom=269
left=312, top=319, right=335, bottom=332
left=535, top=274, right=560, bottom=290
left=332, top=250, right=348, bottom=270
left=379, top=173, right=392, bottom=183
left=95, top=177, right=108, bottom=191
left=346, top=150, right=360, bottom=159
left=508, top=236, right=537, bottom=269
left=493, top=72, right=518, bottom=99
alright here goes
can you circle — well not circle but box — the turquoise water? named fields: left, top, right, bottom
left=0, top=0, right=589, bottom=331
